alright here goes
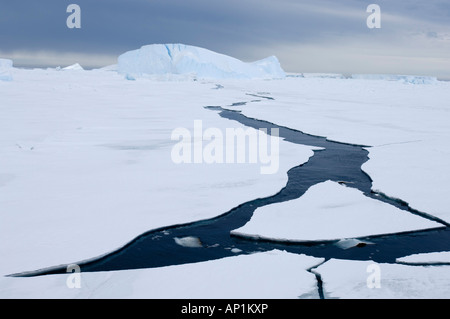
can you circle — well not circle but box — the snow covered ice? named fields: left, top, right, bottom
left=231, top=181, right=442, bottom=242
left=224, top=76, right=450, bottom=225
left=174, top=236, right=203, bottom=248
left=396, top=251, right=450, bottom=265
left=1, top=44, right=450, bottom=298
left=0, top=250, right=323, bottom=299
left=314, top=259, right=450, bottom=299
left=0, top=64, right=311, bottom=278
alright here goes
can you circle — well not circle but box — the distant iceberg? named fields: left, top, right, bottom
left=62, top=63, right=84, bottom=71
left=351, top=74, right=438, bottom=84
left=301, top=73, right=346, bottom=79
left=0, top=58, right=13, bottom=81
left=117, top=44, right=286, bottom=80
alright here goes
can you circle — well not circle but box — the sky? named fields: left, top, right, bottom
left=1, top=0, right=449, bottom=79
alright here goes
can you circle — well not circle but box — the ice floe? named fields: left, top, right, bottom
left=231, top=181, right=442, bottom=242
left=396, top=251, right=450, bottom=265
left=315, top=258, right=450, bottom=299
left=0, top=250, right=324, bottom=299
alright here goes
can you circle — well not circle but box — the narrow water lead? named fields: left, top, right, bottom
left=11, top=105, right=450, bottom=277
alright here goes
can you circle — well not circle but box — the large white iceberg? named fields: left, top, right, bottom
left=117, top=43, right=286, bottom=80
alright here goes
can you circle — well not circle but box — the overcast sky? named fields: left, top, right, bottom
left=1, top=0, right=449, bottom=78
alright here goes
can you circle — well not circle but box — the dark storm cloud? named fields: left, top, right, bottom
left=0, top=0, right=383, bottom=54
left=0, top=0, right=449, bottom=76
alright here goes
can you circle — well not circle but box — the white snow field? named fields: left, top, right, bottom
left=1, top=44, right=449, bottom=298
left=0, top=66, right=314, bottom=278
left=0, top=250, right=323, bottom=299
left=118, top=43, right=286, bottom=80
left=314, top=259, right=450, bottom=299
left=231, top=181, right=442, bottom=242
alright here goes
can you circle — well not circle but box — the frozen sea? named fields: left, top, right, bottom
left=1, top=50, right=449, bottom=298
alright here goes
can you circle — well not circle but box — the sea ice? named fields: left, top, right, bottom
left=334, top=238, right=374, bottom=250
left=231, top=181, right=442, bottom=242
left=1, top=56, right=449, bottom=299
left=362, top=140, right=450, bottom=224
left=315, top=258, right=450, bottom=299
left=0, top=68, right=314, bottom=277
left=220, top=76, right=450, bottom=225
left=174, top=236, right=203, bottom=248
left=396, top=251, right=450, bottom=265
left=0, top=250, right=324, bottom=299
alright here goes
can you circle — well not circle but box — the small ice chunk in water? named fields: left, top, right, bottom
left=174, top=236, right=203, bottom=248
left=335, top=238, right=373, bottom=250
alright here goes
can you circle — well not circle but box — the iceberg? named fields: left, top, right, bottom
left=62, top=63, right=84, bottom=71
left=302, top=73, right=346, bottom=79
left=117, top=43, right=286, bottom=80
left=0, top=58, right=13, bottom=81
left=351, top=73, right=438, bottom=84
left=0, top=58, right=12, bottom=69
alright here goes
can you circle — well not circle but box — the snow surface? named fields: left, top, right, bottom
left=0, top=250, right=324, bottom=299
left=118, top=44, right=286, bottom=80
left=362, top=140, right=450, bottom=224
left=0, top=66, right=314, bottom=277
left=315, top=259, right=450, bottom=299
left=396, top=251, right=450, bottom=264
left=231, top=181, right=442, bottom=242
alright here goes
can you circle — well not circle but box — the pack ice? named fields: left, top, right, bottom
left=117, top=43, right=286, bottom=80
